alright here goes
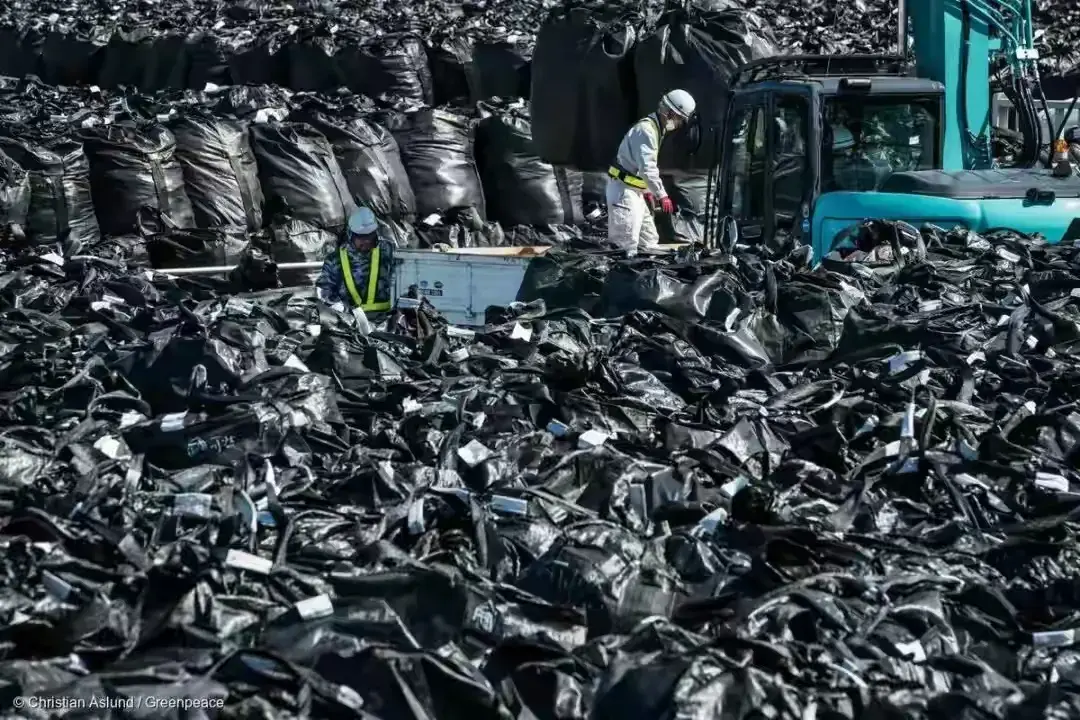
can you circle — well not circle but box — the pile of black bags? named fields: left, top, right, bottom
left=0, top=79, right=631, bottom=263
left=0, top=0, right=1076, bottom=96
left=531, top=1, right=779, bottom=172
left=0, top=222, right=1078, bottom=718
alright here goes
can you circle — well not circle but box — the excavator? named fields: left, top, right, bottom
left=703, top=0, right=1080, bottom=260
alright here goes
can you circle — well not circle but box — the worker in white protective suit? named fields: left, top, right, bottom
left=607, top=89, right=697, bottom=255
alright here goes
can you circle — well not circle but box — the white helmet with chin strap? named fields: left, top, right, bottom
left=659, top=89, right=696, bottom=120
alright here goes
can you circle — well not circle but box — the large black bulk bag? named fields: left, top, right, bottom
left=171, top=110, right=264, bottom=231
left=79, top=123, right=195, bottom=236
left=634, top=3, right=777, bottom=171
left=0, top=28, right=38, bottom=79
left=337, top=34, right=433, bottom=105
left=228, top=35, right=289, bottom=87
left=476, top=99, right=583, bottom=227
left=285, top=33, right=345, bottom=92
left=249, top=122, right=356, bottom=231
left=379, top=108, right=485, bottom=220
left=427, top=34, right=532, bottom=106
left=0, top=136, right=101, bottom=247
left=530, top=5, right=640, bottom=171
left=0, top=150, right=29, bottom=228
left=288, top=107, right=416, bottom=223
left=181, top=33, right=232, bottom=90
left=427, top=35, right=474, bottom=106
left=145, top=228, right=249, bottom=269
left=96, top=29, right=188, bottom=91
left=20, top=28, right=104, bottom=87
left=266, top=216, right=339, bottom=286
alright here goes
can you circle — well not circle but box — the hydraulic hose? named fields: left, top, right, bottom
left=1054, top=94, right=1080, bottom=142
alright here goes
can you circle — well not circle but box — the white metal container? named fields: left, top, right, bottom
left=392, top=246, right=551, bottom=326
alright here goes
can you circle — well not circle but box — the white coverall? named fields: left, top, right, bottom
left=607, top=114, right=665, bottom=255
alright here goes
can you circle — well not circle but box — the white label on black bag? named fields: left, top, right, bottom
left=510, top=323, right=532, bottom=341
left=335, top=685, right=364, bottom=710
left=895, top=640, right=926, bottom=661
left=457, top=440, right=493, bottom=467
left=224, top=549, right=273, bottom=575
left=407, top=498, right=425, bottom=534
left=160, top=412, right=187, bottom=432
left=1035, top=472, right=1070, bottom=493
left=578, top=429, right=609, bottom=449
left=174, top=493, right=213, bottom=519
left=900, top=402, right=916, bottom=439
left=1032, top=629, right=1076, bottom=647
left=42, top=571, right=73, bottom=601
left=284, top=355, right=309, bottom=372
left=295, top=594, right=334, bottom=620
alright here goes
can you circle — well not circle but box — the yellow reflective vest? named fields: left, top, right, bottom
left=339, top=245, right=391, bottom=312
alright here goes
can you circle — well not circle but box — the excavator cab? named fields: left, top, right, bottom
left=707, top=54, right=1080, bottom=259
left=710, top=55, right=943, bottom=254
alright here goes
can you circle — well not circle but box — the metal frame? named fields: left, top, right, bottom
left=156, top=261, right=321, bottom=277
left=994, top=94, right=1080, bottom=133
left=730, top=54, right=911, bottom=89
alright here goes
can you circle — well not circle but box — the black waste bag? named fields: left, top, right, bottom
left=413, top=208, right=506, bottom=248
left=170, top=110, right=264, bottom=231
left=0, top=27, right=36, bottom=80
left=530, top=4, right=641, bottom=170
left=476, top=98, right=584, bottom=227
left=0, top=149, right=29, bottom=227
left=427, top=34, right=475, bottom=106
left=595, top=260, right=749, bottom=324
left=289, top=105, right=417, bottom=223
left=214, top=84, right=294, bottom=120
left=182, top=32, right=233, bottom=89
left=96, top=29, right=188, bottom=92
left=337, top=33, right=433, bottom=105
left=655, top=210, right=704, bottom=245
left=229, top=242, right=280, bottom=291
left=249, top=121, right=356, bottom=231
left=285, top=33, right=345, bottom=92
left=267, top=216, right=338, bottom=286
left=227, top=35, right=290, bottom=87
left=582, top=171, right=607, bottom=209
left=0, top=135, right=101, bottom=247
left=472, top=38, right=533, bottom=103
left=380, top=107, right=486, bottom=220
left=634, top=2, right=777, bottom=171
left=145, top=228, right=249, bottom=270
left=518, top=519, right=684, bottom=637
left=656, top=173, right=710, bottom=243
left=20, top=28, right=104, bottom=88
left=121, top=384, right=336, bottom=467
left=78, top=123, right=196, bottom=236
left=428, top=33, right=532, bottom=106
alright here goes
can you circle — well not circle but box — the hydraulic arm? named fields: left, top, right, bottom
left=905, top=0, right=1044, bottom=169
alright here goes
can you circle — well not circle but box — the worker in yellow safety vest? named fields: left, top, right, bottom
left=315, top=207, right=395, bottom=313
left=607, top=89, right=696, bottom=256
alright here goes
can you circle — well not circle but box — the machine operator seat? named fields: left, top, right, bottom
left=824, top=122, right=894, bottom=192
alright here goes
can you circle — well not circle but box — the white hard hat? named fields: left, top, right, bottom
left=347, top=207, right=378, bottom=235
left=660, top=89, right=696, bottom=120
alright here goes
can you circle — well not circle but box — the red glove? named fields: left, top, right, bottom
left=643, top=192, right=656, bottom=209
left=659, top=196, right=675, bottom=214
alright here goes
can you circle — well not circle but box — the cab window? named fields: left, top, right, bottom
left=728, top=104, right=767, bottom=219
left=772, top=95, right=810, bottom=229
left=823, top=96, right=940, bottom=192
